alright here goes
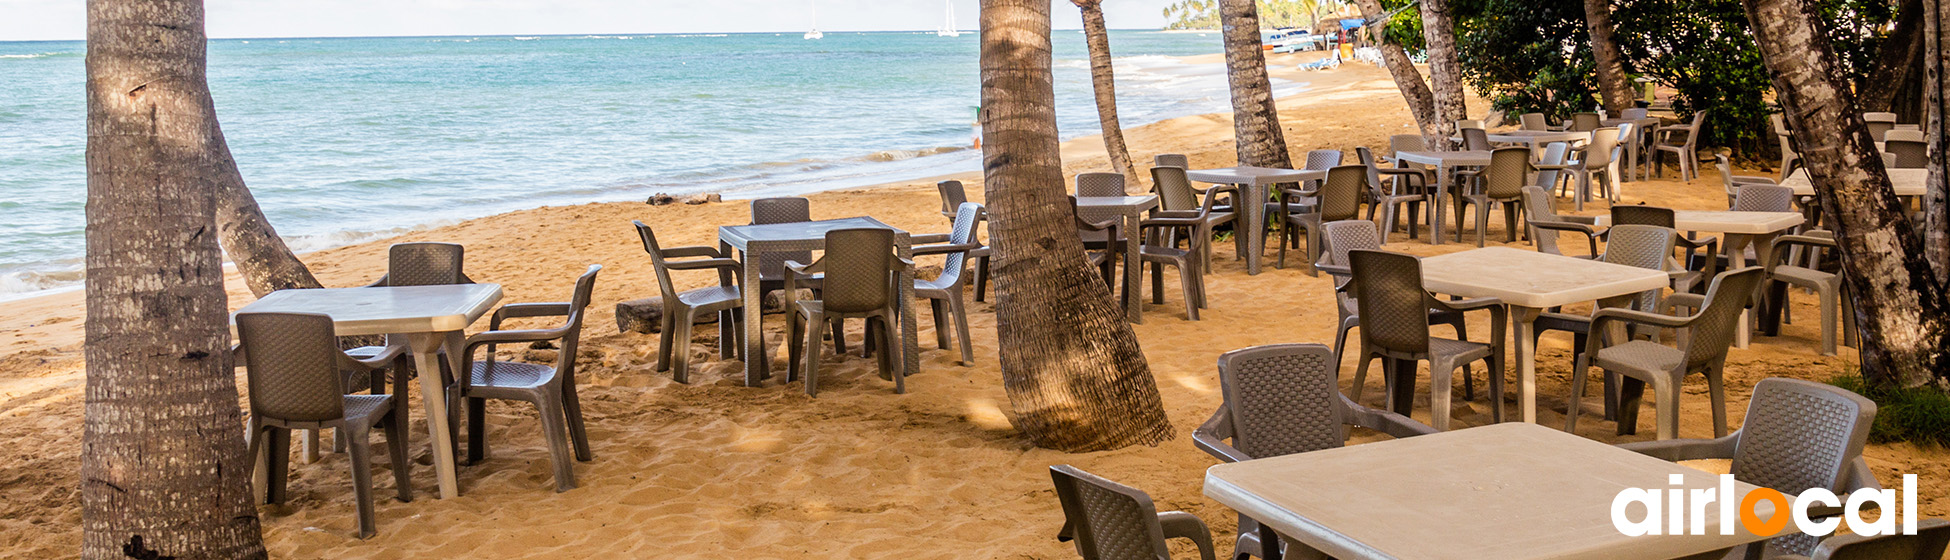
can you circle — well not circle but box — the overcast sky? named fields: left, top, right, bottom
left=0, top=0, right=1182, bottom=42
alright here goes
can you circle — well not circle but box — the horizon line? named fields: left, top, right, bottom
left=1, top=28, right=1206, bottom=44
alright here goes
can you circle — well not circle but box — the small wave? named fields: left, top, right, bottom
left=280, top=220, right=461, bottom=254
left=514, top=37, right=540, bottom=41
left=861, top=146, right=966, bottom=162
left=0, top=52, right=67, bottom=59
left=0, top=267, right=84, bottom=296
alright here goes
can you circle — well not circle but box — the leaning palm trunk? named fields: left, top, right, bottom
left=1419, top=0, right=1468, bottom=147
left=216, top=160, right=322, bottom=296
left=1922, top=0, right=1948, bottom=283
left=1743, top=0, right=1950, bottom=388
left=980, top=0, right=1174, bottom=451
left=83, top=0, right=268, bottom=558
left=1073, top=0, right=1141, bottom=189
left=1355, top=0, right=1442, bottom=147
left=1583, top=0, right=1637, bottom=114
left=1219, top=0, right=1294, bottom=168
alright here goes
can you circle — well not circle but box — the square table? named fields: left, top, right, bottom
left=235, top=283, right=504, bottom=499
left=1076, top=195, right=1161, bottom=323
left=718, top=216, right=918, bottom=389
left=1392, top=150, right=1493, bottom=245
left=1187, top=166, right=1328, bottom=275
left=1422, top=247, right=1670, bottom=424
left=1204, top=422, right=1775, bottom=560
left=1595, top=210, right=1805, bottom=348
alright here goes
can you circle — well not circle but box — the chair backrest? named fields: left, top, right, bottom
left=631, top=221, right=684, bottom=300
left=1520, top=112, right=1549, bottom=131
left=1215, top=344, right=1349, bottom=459
left=1622, top=108, right=1649, bottom=120
left=1533, top=142, right=1570, bottom=188
left=1773, top=114, right=1798, bottom=159
left=1481, top=109, right=1505, bottom=128
left=1150, top=166, right=1198, bottom=212
left=937, top=203, right=984, bottom=286
left=820, top=228, right=898, bottom=314
left=1076, top=172, right=1126, bottom=197
left=1461, top=128, right=1492, bottom=151
left=1390, top=134, right=1430, bottom=156
left=1882, top=129, right=1925, bottom=143
left=386, top=242, right=465, bottom=287
left=1729, top=377, right=1878, bottom=557
left=1885, top=139, right=1928, bottom=168
left=1571, top=112, right=1602, bottom=132
left=1048, top=465, right=1173, bottom=560
left=1863, top=112, right=1898, bottom=123
left=1355, top=146, right=1386, bottom=197
left=1304, top=149, right=1342, bottom=171
left=1611, top=204, right=1676, bottom=228
left=1681, top=267, right=1766, bottom=368
left=540, top=265, right=602, bottom=384
left=1348, top=249, right=1431, bottom=354
left=1715, top=153, right=1742, bottom=200
left=1810, top=518, right=1950, bottom=560
left=937, top=180, right=968, bottom=217
left=752, top=197, right=813, bottom=281
left=1601, top=225, right=1677, bottom=311
left=1680, top=110, right=1708, bottom=145
left=1731, top=184, right=1794, bottom=212
left=1584, top=127, right=1622, bottom=168
left=237, top=312, right=348, bottom=423
left=1483, top=147, right=1532, bottom=199
left=1321, top=220, right=1382, bottom=270
left=1318, top=165, right=1367, bottom=222
left=1153, top=153, right=1188, bottom=169
left=1864, top=112, right=1897, bottom=140
left=1456, top=119, right=1484, bottom=130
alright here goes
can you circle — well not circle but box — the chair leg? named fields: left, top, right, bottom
left=1818, top=285, right=1839, bottom=356
left=974, top=256, right=991, bottom=303
left=561, top=384, right=591, bottom=462
left=948, top=290, right=974, bottom=365
left=1616, top=374, right=1646, bottom=436
left=655, top=312, right=675, bottom=373
left=1429, top=359, right=1454, bottom=432
left=1706, top=367, right=1729, bottom=438
left=1486, top=351, right=1505, bottom=423
left=1653, top=376, right=1682, bottom=440
left=266, top=426, right=291, bottom=505
left=1387, top=358, right=1418, bottom=418
left=384, top=409, right=412, bottom=503
left=1503, top=201, right=1521, bottom=243
left=803, top=311, right=826, bottom=397
left=929, top=299, right=950, bottom=350
left=346, top=425, right=377, bottom=538
left=1179, top=260, right=1200, bottom=321
left=534, top=396, right=577, bottom=492
left=717, top=309, right=735, bottom=360
left=465, top=396, right=486, bottom=464
left=1349, top=352, right=1374, bottom=404
left=1565, top=354, right=1591, bottom=433
left=670, top=310, right=696, bottom=384
left=1304, top=225, right=1321, bottom=277
left=832, top=317, right=848, bottom=356
left=1474, top=200, right=1489, bottom=247
left=1333, top=318, right=1357, bottom=369
left=787, top=311, right=805, bottom=383
left=1151, top=260, right=1166, bottom=305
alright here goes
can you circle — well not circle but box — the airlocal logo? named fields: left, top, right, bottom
left=1611, top=474, right=1921, bottom=538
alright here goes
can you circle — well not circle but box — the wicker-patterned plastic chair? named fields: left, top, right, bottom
left=1732, top=183, right=1795, bottom=213
left=1521, top=186, right=1603, bottom=258
left=1050, top=465, right=1216, bottom=560
left=1764, top=232, right=1855, bottom=356
left=1567, top=267, right=1764, bottom=439
left=937, top=179, right=969, bottom=221
left=936, top=180, right=993, bottom=302
left=453, top=265, right=600, bottom=492
left=1565, top=127, right=1623, bottom=210
left=1076, top=173, right=1130, bottom=259
left=1611, top=204, right=1717, bottom=293
left=1313, top=220, right=1472, bottom=381
left=1863, top=111, right=1897, bottom=141
left=1774, top=518, right=1950, bottom=560
left=633, top=221, right=745, bottom=384
left=1520, top=112, right=1550, bottom=131
left=784, top=228, right=911, bottom=397
left=1653, top=110, right=1707, bottom=181
left=1154, top=153, right=1189, bottom=169
left=1570, top=112, right=1602, bottom=132
left=1883, top=129, right=1925, bottom=143
left=1070, top=197, right=1121, bottom=288
left=1885, top=139, right=1928, bottom=168
left=751, top=197, right=822, bottom=297
left=1532, top=225, right=1676, bottom=421
left=1355, top=146, right=1426, bottom=240
left=913, top=203, right=984, bottom=364
left=1529, top=141, right=1573, bottom=196
left=1270, top=149, right=1341, bottom=223
left=1461, top=127, right=1493, bottom=151
left=1278, top=164, right=1365, bottom=273
left=1136, top=184, right=1232, bottom=320
left=1620, top=377, right=1882, bottom=558
left=1716, top=153, right=1781, bottom=208
left=331, top=242, right=464, bottom=460
left=1451, top=147, right=1531, bottom=246
left=239, top=312, right=412, bottom=539
left=1346, top=249, right=1506, bottom=431
left=1192, top=343, right=1437, bottom=560
left=1153, top=165, right=1236, bottom=274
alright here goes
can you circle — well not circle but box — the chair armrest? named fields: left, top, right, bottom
left=462, top=327, right=571, bottom=363
left=1343, top=394, right=1440, bottom=438
left=1767, top=235, right=1838, bottom=268
left=1140, top=216, right=1204, bottom=229
left=1157, top=511, right=1217, bottom=560
left=664, top=257, right=743, bottom=272
left=1618, top=434, right=1740, bottom=462
left=1532, top=163, right=1575, bottom=171
left=661, top=245, right=727, bottom=259
left=1314, top=263, right=1351, bottom=279
left=1660, top=293, right=1707, bottom=315
left=338, top=341, right=408, bottom=371
left=909, top=233, right=952, bottom=245
left=1150, top=209, right=1204, bottom=220
left=1731, top=175, right=1777, bottom=185
left=490, top=302, right=571, bottom=330
left=1191, top=409, right=1253, bottom=464
left=913, top=242, right=983, bottom=257
left=1591, top=307, right=1694, bottom=335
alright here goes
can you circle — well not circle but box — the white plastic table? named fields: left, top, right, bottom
left=1187, top=166, right=1327, bottom=274
left=1392, top=150, right=1493, bottom=245
left=1421, top=247, right=1669, bottom=424
left=235, top=283, right=503, bottom=499
left=1204, top=422, right=1774, bottom=560
left=1076, top=195, right=1160, bottom=323
left=1596, top=210, right=1805, bottom=348
left=718, top=216, right=918, bottom=389
left=1779, top=168, right=1927, bottom=197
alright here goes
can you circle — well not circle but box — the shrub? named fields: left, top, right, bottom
left=1828, top=374, right=1950, bottom=448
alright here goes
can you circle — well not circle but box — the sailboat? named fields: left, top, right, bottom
left=804, top=0, right=824, bottom=40
left=936, top=1, right=960, bottom=37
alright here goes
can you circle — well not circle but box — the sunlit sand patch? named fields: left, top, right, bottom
left=1172, top=374, right=1214, bottom=394
left=730, top=424, right=783, bottom=453
left=963, top=398, right=1012, bottom=430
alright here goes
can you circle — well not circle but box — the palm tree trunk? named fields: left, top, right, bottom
left=1420, top=0, right=1468, bottom=148
left=1073, top=0, right=1141, bottom=189
left=83, top=0, right=268, bottom=558
left=1355, top=0, right=1443, bottom=147
left=1220, top=0, right=1295, bottom=168
left=980, top=0, right=1175, bottom=451
left=1925, top=0, right=1949, bottom=284
left=1743, top=0, right=1950, bottom=388
left=1584, top=0, right=1637, bottom=114
left=216, top=159, right=322, bottom=296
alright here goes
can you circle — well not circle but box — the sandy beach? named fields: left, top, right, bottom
left=2, top=52, right=1943, bottom=558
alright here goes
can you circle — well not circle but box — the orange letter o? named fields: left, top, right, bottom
left=1740, top=489, right=1790, bottom=536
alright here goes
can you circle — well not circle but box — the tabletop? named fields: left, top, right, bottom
left=1187, top=166, right=1325, bottom=186
left=1779, top=168, right=1927, bottom=197
left=1074, top=195, right=1160, bottom=210
left=1394, top=150, right=1493, bottom=167
left=718, top=216, right=908, bottom=249
left=1487, top=130, right=1590, bottom=143
left=1203, top=423, right=1773, bottom=560
left=1421, top=247, right=1669, bottom=309
left=234, top=284, right=504, bottom=336
left=1595, top=211, right=1804, bottom=234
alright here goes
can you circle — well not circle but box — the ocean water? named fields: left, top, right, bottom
left=0, top=30, right=1294, bottom=299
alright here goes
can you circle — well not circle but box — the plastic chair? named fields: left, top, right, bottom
left=1764, top=232, right=1855, bottom=356
left=1566, top=127, right=1624, bottom=210
left=1136, top=184, right=1232, bottom=320
left=1154, top=153, right=1189, bottom=169
left=1732, top=183, right=1795, bottom=213
left=1521, top=186, right=1603, bottom=258
left=1450, top=147, right=1530, bottom=246
left=1313, top=220, right=1473, bottom=386
left=454, top=265, right=601, bottom=492
left=1356, top=146, right=1427, bottom=240
left=1049, top=465, right=1216, bottom=560
left=1531, top=225, right=1676, bottom=421
left=1278, top=165, right=1365, bottom=272
left=1716, top=153, right=1781, bottom=208
left=1567, top=267, right=1765, bottom=440
left=239, top=312, right=411, bottom=539
left=1077, top=172, right=1127, bottom=197
left=937, top=179, right=969, bottom=221
left=1863, top=111, right=1897, bottom=142
left=912, top=203, right=985, bottom=364
left=1346, top=249, right=1506, bottom=431
left=633, top=221, right=745, bottom=384
left=751, top=197, right=822, bottom=298
left=1620, top=377, right=1882, bottom=557
left=1885, top=139, right=1928, bottom=168
left=1153, top=165, right=1236, bottom=275
left=937, top=180, right=992, bottom=302
left=784, top=228, right=911, bottom=396
left=1653, top=110, right=1708, bottom=181
left=1570, top=112, right=1602, bottom=132
left=1520, top=112, right=1550, bottom=131
left=1773, top=518, right=1950, bottom=560
left=1611, top=205, right=1717, bottom=293
left=1072, top=197, right=1122, bottom=288
left=1461, top=127, right=1493, bottom=151
left=1530, top=142, right=1573, bottom=197
left=1772, top=114, right=1802, bottom=181
left=1191, top=343, right=1437, bottom=560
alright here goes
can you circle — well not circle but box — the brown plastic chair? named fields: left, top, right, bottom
left=1153, top=165, right=1236, bottom=275
left=1863, top=111, right=1898, bottom=142
left=936, top=180, right=993, bottom=302
left=1653, top=110, right=1708, bottom=181
left=1049, top=465, right=1216, bottom=560
left=1567, top=267, right=1764, bottom=440
left=1764, top=233, right=1855, bottom=356
left=1451, top=147, right=1530, bottom=246
left=1316, top=220, right=1472, bottom=366
left=937, top=179, right=969, bottom=221
left=784, top=228, right=912, bottom=397
left=1532, top=225, right=1676, bottom=421
left=1521, top=186, right=1603, bottom=258
left=1134, top=184, right=1228, bottom=320
left=751, top=197, right=823, bottom=297
left=1620, top=377, right=1882, bottom=558
left=1071, top=197, right=1121, bottom=288
left=1732, top=183, right=1795, bottom=213
left=1570, top=112, right=1602, bottom=132
left=1565, top=127, right=1623, bottom=210
left=1154, top=153, right=1189, bottom=169
left=1192, top=343, right=1437, bottom=560
left=1346, top=249, right=1506, bottom=431
left=912, top=203, right=984, bottom=364
left=1269, top=150, right=1341, bottom=232
left=1278, top=164, right=1365, bottom=272
left=239, top=312, right=411, bottom=539
left=1529, top=142, right=1573, bottom=198
left=633, top=221, right=745, bottom=383
left=1520, top=112, right=1551, bottom=131
left=454, top=265, right=600, bottom=493
left=1885, top=139, right=1928, bottom=168
left=1611, top=204, right=1717, bottom=293
left=1077, top=172, right=1128, bottom=197
left=1356, top=146, right=1427, bottom=240
left=1774, top=518, right=1950, bottom=560
left=1461, top=127, right=1493, bottom=151
left=1717, top=153, right=1782, bottom=208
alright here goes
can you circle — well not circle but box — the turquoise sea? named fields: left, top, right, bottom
left=0, top=30, right=1294, bottom=298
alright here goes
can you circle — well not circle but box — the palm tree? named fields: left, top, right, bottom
left=1073, top=0, right=1141, bottom=189
left=979, top=0, right=1174, bottom=451
left=1354, top=0, right=1441, bottom=145
left=1420, top=0, right=1467, bottom=147
left=1742, top=0, right=1950, bottom=388
left=1923, top=0, right=1947, bottom=280
left=1583, top=0, right=1637, bottom=114
left=82, top=0, right=268, bottom=558
left=1220, top=0, right=1295, bottom=168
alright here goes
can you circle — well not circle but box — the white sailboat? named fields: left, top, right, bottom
left=936, top=1, right=960, bottom=37
left=804, top=0, right=824, bottom=40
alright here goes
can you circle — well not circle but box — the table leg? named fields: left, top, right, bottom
left=1242, top=182, right=1266, bottom=274
left=1512, top=307, right=1541, bottom=424
left=898, top=241, right=919, bottom=378
left=1122, top=210, right=1145, bottom=323
left=404, top=332, right=461, bottom=499
left=1726, top=233, right=1777, bottom=349
left=742, top=253, right=766, bottom=387
left=1431, top=165, right=1450, bottom=245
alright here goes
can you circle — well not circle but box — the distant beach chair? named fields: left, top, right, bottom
left=1653, top=110, right=1707, bottom=181
left=1049, top=465, right=1216, bottom=560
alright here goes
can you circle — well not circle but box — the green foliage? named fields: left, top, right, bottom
left=1162, top=0, right=1346, bottom=30
left=1613, top=0, right=1776, bottom=153
left=1829, top=374, right=1950, bottom=448
left=1453, top=0, right=1600, bottom=122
